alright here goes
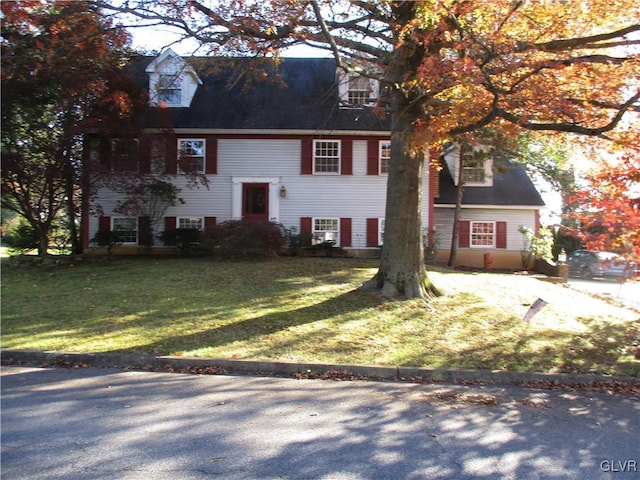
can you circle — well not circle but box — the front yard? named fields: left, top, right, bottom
left=1, top=257, right=638, bottom=376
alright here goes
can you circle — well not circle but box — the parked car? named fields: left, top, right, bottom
left=566, top=250, right=636, bottom=280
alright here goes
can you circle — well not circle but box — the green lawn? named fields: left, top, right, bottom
left=2, top=257, right=638, bottom=376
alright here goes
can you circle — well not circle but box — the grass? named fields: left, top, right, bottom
left=1, top=257, right=639, bottom=376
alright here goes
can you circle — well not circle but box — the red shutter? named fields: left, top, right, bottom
left=138, top=216, right=151, bottom=246
left=367, top=139, right=379, bottom=175
left=139, top=136, right=152, bottom=173
left=458, top=220, right=470, bottom=248
left=300, top=217, right=312, bottom=245
left=366, top=218, right=379, bottom=247
left=165, top=138, right=178, bottom=174
left=165, top=216, right=177, bottom=231
left=205, top=138, right=217, bottom=174
left=98, top=137, right=111, bottom=173
left=99, top=216, right=111, bottom=231
left=301, top=139, right=313, bottom=175
left=496, top=221, right=507, bottom=249
left=204, top=217, right=217, bottom=230
left=341, top=139, right=353, bottom=175
left=340, top=218, right=352, bottom=247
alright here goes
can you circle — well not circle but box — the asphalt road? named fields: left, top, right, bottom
left=2, top=366, right=639, bottom=479
left=568, top=277, right=640, bottom=310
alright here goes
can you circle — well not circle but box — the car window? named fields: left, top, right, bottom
left=595, top=252, right=618, bottom=261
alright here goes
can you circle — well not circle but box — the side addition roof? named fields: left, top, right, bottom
left=435, top=159, right=545, bottom=207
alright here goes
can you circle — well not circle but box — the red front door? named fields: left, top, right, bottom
left=242, top=183, right=269, bottom=222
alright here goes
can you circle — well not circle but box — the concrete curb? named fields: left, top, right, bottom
left=3, top=349, right=639, bottom=390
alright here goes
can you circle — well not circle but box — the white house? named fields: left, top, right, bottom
left=84, top=49, right=544, bottom=268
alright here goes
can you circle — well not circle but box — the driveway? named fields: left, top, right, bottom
left=2, top=366, right=639, bottom=479
left=568, top=277, right=640, bottom=311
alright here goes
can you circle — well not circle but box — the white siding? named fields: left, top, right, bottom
left=89, top=137, right=432, bottom=249
left=433, top=207, right=538, bottom=252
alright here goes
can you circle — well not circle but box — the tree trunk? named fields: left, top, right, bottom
left=364, top=88, right=440, bottom=300
left=448, top=166, right=465, bottom=267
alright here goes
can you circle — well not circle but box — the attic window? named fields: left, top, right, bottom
left=462, top=162, right=485, bottom=183
left=338, top=72, right=378, bottom=108
left=158, top=74, right=182, bottom=105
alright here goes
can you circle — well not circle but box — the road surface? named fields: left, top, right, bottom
left=2, top=366, right=639, bottom=479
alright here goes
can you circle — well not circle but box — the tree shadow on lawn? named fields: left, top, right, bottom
left=110, top=287, right=382, bottom=357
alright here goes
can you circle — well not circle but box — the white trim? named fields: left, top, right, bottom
left=177, top=138, right=206, bottom=174
left=434, top=204, right=542, bottom=210
left=145, top=128, right=391, bottom=136
left=312, top=217, right=340, bottom=246
left=469, top=220, right=496, bottom=249
left=231, top=176, right=281, bottom=222
left=313, top=139, right=341, bottom=175
left=177, top=216, right=204, bottom=230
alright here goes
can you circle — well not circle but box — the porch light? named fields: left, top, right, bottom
left=280, top=185, right=287, bottom=198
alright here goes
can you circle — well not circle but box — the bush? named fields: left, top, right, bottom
left=159, top=228, right=208, bottom=257
left=202, top=220, right=285, bottom=258
left=3, top=220, right=39, bottom=253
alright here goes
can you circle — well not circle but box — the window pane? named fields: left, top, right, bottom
left=471, top=222, right=494, bottom=247
left=314, top=140, right=340, bottom=173
left=380, top=141, right=391, bottom=174
left=313, top=218, right=339, bottom=244
left=178, top=218, right=203, bottom=230
left=113, top=218, right=137, bottom=243
left=178, top=139, right=205, bottom=173
left=159, top=74, right=181, bottom=104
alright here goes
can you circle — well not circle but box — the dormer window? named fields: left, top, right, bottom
left=158, top=74, right=182, bottom=105
left=443, top=143, right=494, bottom=187
left=338, top=71, right=379, bottom=108
left=146, top=49, right=202, bottom=108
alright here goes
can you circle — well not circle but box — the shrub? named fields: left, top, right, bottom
left=3, top=220, right=39, bottom=253
left=159, top=228, right=208, bottom=256
left=202, top=220, right=285, bottom=257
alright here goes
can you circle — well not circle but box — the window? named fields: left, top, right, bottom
left=470, top=221, right=495, bottom=247
left=178, top=217, right=203, bottom=230
left=158, top=74, right=182, bottom=105
left=462, top=162, right=486, bottom=183
left=111, top=138, right=139, bottom=172
left=348, top=76, right=372, bottom=106
left=313, top=140, right=340, bottom=174
left=178, top=139, right=205, bottom=174
left=313, top=218, right=339, bottom=245
left=379, top=141, right=391, bottom=174
left=112, top=217, right=138, bottom=244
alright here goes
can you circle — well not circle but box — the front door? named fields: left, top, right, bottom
left=242, top=183, right=269, bottom=222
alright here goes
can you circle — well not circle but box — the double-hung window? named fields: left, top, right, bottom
left=379, top=141, right=391, bottom=174
left=178, top=217, right=203, bottom=230
left=112, top=217, right=138, bottom=244
left=178, top=139, right=205, bottom=174
left=348, top=76, right=372, bottom=106
left=313, top=218, right=339, bottom=245
left=462, top=162, right=486, bottom=183
left=470, top=221, right=495, bottom=247
left=313, top=140, right=340, bottom=174
left=158, top=74, right=182, bottom=105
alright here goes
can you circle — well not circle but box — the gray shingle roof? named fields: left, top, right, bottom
left=435, top=159, right=545, bottom=207
left=133, top=56, right=390, bottom=132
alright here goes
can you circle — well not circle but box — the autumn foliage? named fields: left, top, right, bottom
left=569, top=154, right=640, bottom=259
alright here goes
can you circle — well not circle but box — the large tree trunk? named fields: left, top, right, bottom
left=364, top=88, right=440, bottom=300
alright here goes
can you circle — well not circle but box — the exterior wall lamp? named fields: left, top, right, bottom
left=280, top=185, right=287, bottom=198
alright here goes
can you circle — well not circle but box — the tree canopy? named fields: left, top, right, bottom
left=100, top=0, right=640, bottom=298
left=1, top=0, right=134, bottom=254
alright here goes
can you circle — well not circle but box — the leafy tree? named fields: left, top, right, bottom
left=569, top=154, right=640, bottom=259
left=1, top=0, right=133, bottom=255
left=114, top=179, right=184, bottom=247
left=100, top=0, right=640, bottom=299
